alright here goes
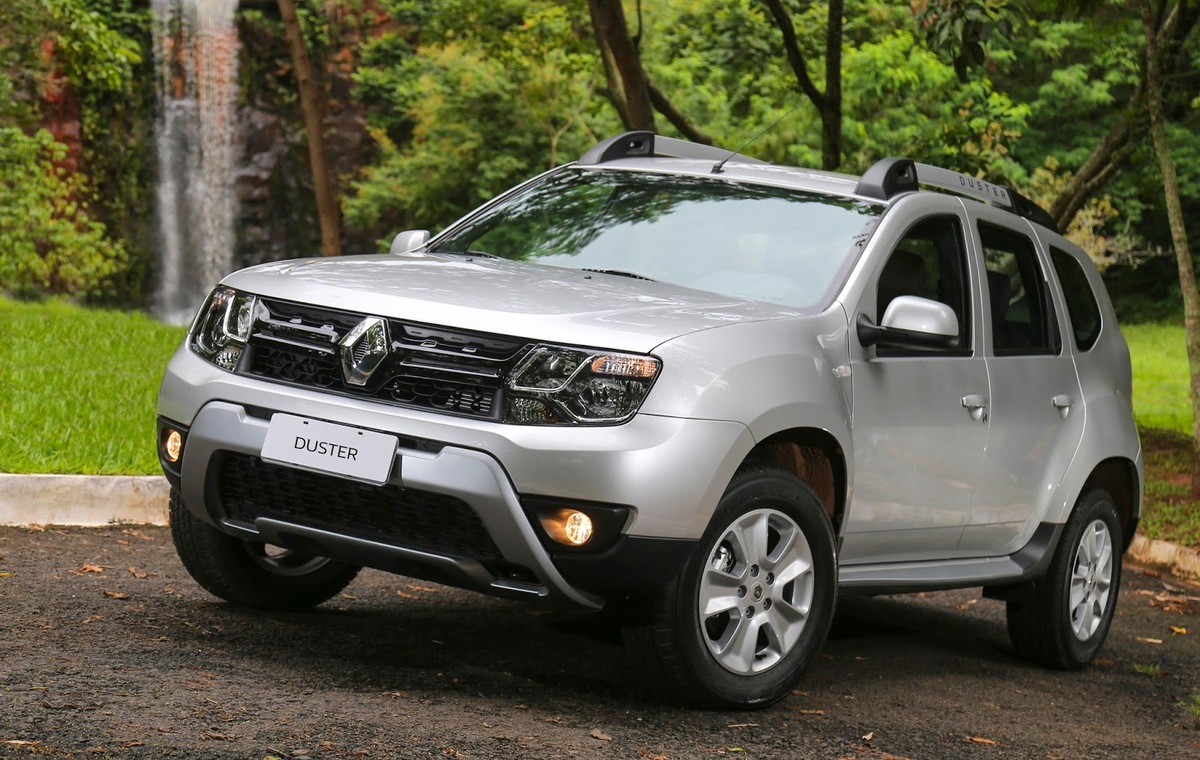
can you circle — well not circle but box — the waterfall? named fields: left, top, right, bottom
left=152, top=0, right=240, bottom=324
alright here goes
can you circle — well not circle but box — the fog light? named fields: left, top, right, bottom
left=564, top=511, right=593, bottom=545
left=164, top=429, right=183, bottom=463
left=539, top=508, right=594, bottom=547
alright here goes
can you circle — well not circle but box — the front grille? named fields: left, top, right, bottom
left=218, top=452, right=502, bottom=561
left=241, top=298, right=531, bottom=420
left=386, top=376, right=495, bottom=416
left=252, top=345, right=340, bottom=387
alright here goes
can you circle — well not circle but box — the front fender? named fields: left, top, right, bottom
left=642, top=307, right=854, bottom=483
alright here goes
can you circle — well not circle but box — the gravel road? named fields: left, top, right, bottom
left=2, top=526, right=1198, bottom=759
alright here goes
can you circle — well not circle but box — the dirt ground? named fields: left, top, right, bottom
left=2, top=525, right=1199, bottom=759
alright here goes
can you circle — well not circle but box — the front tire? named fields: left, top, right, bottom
left=623, top=463, right=838, bottom=709
left=169, top=488, right=360, bottom=611
left=1006, top=488, right=1122, bottom=669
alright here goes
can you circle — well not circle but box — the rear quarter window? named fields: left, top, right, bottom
left=1049, top=246, right=1102, bottom=351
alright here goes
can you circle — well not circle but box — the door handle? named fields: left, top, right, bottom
left=961, top=394, right=988, bottom=423
left=1052, top=394, right=1073, bottom=418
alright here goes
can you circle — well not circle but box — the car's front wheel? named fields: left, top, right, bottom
left=169, top=488, right=360, bottom=611
left=1006, top=488, right=1122, bottom=669
left=623, top=463, right=837, bottom=708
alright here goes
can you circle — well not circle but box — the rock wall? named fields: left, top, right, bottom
left=232, top=9, right=383, bottom=272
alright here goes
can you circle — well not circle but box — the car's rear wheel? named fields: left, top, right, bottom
left=1006, top=488, right=1122, bottom=669
left=623, top=463, right=837, bottom=709
left=169, top=488, right=360, bottom=611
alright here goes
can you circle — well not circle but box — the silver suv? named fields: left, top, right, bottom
left=157, top=131, right=1142, bottom=708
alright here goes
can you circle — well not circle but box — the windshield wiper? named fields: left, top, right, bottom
left=581, top=268, right=657, bottom=282
left=438, top=249, right=500, bottom=259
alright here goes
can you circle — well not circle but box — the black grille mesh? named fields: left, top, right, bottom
left=218, top=453, right=501, bottom=561
left=251, top=345, right=339, bottom=388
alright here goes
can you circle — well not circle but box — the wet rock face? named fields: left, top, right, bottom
left=233, top=75, right=379, bottom=270
left=235, top=103, right=313, bottom=267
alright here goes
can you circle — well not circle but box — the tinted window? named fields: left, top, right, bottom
left=434, top=168, right=881, bottom=309
left=978, top=223, right=1060, bottom=356
left=1050, top=246, right=1102, bottom=351
left=875, top=216, right=971, bottom=354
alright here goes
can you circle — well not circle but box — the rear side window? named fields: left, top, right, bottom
left=978, top=223, right=1060, bottom=356
left=1049, top=247, right=1102, bottom=351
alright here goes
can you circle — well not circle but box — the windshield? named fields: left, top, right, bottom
left=432, top=168, right=881, bottom=309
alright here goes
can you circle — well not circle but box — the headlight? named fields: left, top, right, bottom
left=505, top=344, right=660, bottom=425
left=190, top=286, right=257, bottom=372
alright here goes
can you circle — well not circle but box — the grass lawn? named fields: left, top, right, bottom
left=1, top=299, right=1197, bottom=549
left=1122, top=323, right=1200, bottom=550
left=0, top=298, right=186, bottom=475
left=1125, top=322, right=1193, bottom=434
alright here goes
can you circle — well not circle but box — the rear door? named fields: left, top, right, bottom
left=961, top=209, right=1085, bottom=555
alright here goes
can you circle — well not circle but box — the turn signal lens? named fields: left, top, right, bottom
left=164, top=429, right=183, bottom=463
left=590, top=355, right=659, bottom=378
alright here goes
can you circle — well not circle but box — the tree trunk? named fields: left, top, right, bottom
left=587, top=0, right=656, bottom=131
left=647, top=81, right=713, bottom=145
left=821, top=0, right=844, bottom=171
left=1049, top=87, right=1140, bottom=231
left=1140, top=0, right=1200, bottom=478
left=278, top=0, right=341, bottom=257
left=761, top=0, right=843, bottom=170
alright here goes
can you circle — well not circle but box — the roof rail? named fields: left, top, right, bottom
left=577, top=131, right=765, bottom=166
left=856, top=157, right=1058, bottom=232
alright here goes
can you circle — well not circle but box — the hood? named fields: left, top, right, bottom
left=222, top=252, right=805, bottom=353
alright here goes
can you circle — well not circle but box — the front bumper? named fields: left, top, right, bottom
left=159, top=347, right=754, bottom=609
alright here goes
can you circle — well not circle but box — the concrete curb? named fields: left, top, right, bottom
left=1127, top=533, right=1200, bottom=582
left=0, top=474, right=169, bottom=527
left=2, top=474, right=1198, bottom=582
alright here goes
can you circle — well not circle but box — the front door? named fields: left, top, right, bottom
left=842, top=211, right=991, bottom=564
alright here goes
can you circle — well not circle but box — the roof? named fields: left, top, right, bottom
left=576, top=131, right=1058, bottom=232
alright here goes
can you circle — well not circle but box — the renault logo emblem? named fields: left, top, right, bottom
left=339, top=317, right=389, bottom=387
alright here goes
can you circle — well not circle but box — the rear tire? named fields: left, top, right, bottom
left=1006, top=488, right=1122, bottom=669
left=623, top=463, right=837, bottom=709
left=169, top=488, right=360, bottom=611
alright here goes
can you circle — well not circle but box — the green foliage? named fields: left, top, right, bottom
left=0, top=0, right=146, bottom=303
left=916, top=0, right=1015, bottom=79
left=0, top=126, right=129, bottom=299
left=639, top=0, right=795, bottom=155
left=1131, top=662, right=1165, bottom=676
left=1185, top=691, right=1200, bottom=719
left=345, top=0, right=607, bottom=235
left=72, top=0, right=156, bottom=307
left=44, top=0, right=142, bottom=92
left=841, top=30, right=1029, bottom=176
left=0, top=297, right=186, bottom=475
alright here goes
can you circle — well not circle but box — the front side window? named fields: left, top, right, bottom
left=978, top=223, right=1060, bottom=356
left=875, top=215, right=972, bottom=354
left=433, top=168, right=882, bottom=309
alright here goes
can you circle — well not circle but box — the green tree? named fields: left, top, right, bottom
left=761, top=0, right=845, bottom=169
left=0, top=123, right=128, bottom=297
left=1140, top=0, right=1200, bottom=467
left=0, top=0, right=140, bottom=301
left=345, top=0, right=610, bottom=234
left=279, top=0, right=342, bottom=256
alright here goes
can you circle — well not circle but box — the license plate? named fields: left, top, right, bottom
left=261, top=414, right=397, bottom=485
